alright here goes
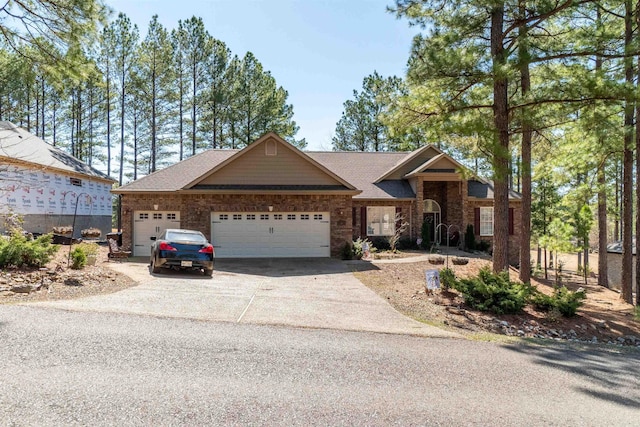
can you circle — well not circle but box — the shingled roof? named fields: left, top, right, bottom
left=113, top=134, right=520, bottom=201
left=0, top=121, right=113, bottom=182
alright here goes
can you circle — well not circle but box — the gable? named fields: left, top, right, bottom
left=375, top=145, right=442, bottom=181
left=188, top=134, right=356, bottom=190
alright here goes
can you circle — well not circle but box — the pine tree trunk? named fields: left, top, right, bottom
left=518, top=0, right=531, bottom=283
left=621, top=0, right=634, bottom=303
left=491, top=3, right=510, bottom=273
left=595, top=9, right=609, bottom=289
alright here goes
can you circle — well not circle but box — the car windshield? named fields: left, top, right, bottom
left=166, top=231, right=207, bottom=243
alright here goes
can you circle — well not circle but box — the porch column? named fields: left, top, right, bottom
left=415, top=179, right=424, bottom=240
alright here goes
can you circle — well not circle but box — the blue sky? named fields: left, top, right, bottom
left=105, top=0, right=416, bottom=151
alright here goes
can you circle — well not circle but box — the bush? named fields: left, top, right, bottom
left=70, top=247, right=87, bottom=269
left=476, top=240, right=491, bottom=252
left=0, top=232, right=58, bottom=268
left=439, top=268, right=457, bottom=291
left=531, top=286, right=586, bottom=317
left=398, top=236, right=419, bottom=250
left=453, top=267, right=534, bottom=315
left=369, top=236, right=390, bottom=251
left=352, top=238, right=376, bottom=260
left=70, top=243, right=99, bottom=269
left=464, top=224, right=476, bottom=251
left=421, top=219, right=432, bottom=250
left=341, top=242, right=354, bottom=260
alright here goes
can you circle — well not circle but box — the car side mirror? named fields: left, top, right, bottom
left=150, top=236, right=156, bottom=241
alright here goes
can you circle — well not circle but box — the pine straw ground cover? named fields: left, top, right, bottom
left=352, top=250, right=640, bottom=346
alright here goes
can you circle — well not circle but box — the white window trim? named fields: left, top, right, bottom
left=367, top=206, right=396, bottom=237
left=479, top=207, right=494, bottom=237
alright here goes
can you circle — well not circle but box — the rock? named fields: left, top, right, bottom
left=445, top=307, right=466, bottom=316
left=569, top=329, right=576, bottom=336
left=500, top=321, right=509, bottom=327
left=517, top=330, right=524, bottom=336
left=13, top=277, right=24, bottom=283
left=591, top=336, right=598, bottom=343
left=617, top=337, right=626, bottom=343
left=11, top=283, right=37, bottom=293
left=597, top=320, right=607, bottom=328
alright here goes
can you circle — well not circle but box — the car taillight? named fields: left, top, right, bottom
left=159, top=242, right=177, bottom=251
left=199, top=244, right=214, bottom=254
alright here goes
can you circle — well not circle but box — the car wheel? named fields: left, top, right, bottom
left=151, top=256, right=161, bottom=274
left=204, top=268, right=213, bottom=277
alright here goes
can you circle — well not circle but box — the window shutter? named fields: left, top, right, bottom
left=509, top=208, right=514, bottom=235
left=352, top=207, right=356, bottom=227
left=474, top=208, right=480, bottom=235
left=360, top=206, right=367, bottom=237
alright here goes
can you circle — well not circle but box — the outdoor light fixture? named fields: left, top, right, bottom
left=268, top=206, right=273, bottom=212
left=153, top=204, right=159, bottom=211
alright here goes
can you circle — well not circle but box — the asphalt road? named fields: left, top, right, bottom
left=1, top=305, right=639, bottom=426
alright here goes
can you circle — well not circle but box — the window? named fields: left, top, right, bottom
left=313, top=214, right=323, bottom=220
left=139, top=213, right=149, bottom=220
left=219, top=214, right=229, bottom=220
left=69, top=177, right=82, bottom=187
left=260, top=214, right=269, bottom=220
left=274, top=214, right=283, bottom=220
left=301, top=214, right=310, bottom=220
left=167, top=213, right=176, bottom=220
left=480, top=207, right=494, bottom=236
left=153, top=213, right=162, bottom=220
left=287, top=214, right=296, bottom=220
left=233, top=214, right=242, bottom=220
left=247, top=214, right=256, bottom=220
left=366, top=206, right=395, bottom=236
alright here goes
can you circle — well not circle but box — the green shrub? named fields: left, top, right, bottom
left=341, top=242, right=354, bottom=260
left=369, top=236, right=390, bottom=251
left=454, top=267, right=534, bottom=315
left=531, top=286, right=586, bottom=317
left=0, top=232, right=58, bottom=268
left=476, top=240, right=491, bottom=252
left=421, top=219, right=432, bottom=250
left=76, top=242, right=99, bottom=257
left=69, top=243, right=99, bottom=269
left=439, top=268, right=457, bottom=291
left=398, top=236, right=419, bottom=250
left=464, top=224, right=476, bottom=251
left=70, top=247, right=87, bottom=269
left=352, top=238, right=376, bottom=259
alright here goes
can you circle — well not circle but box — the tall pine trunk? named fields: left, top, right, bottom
left=518, top=0, right=532, bottom=283
left=491, top=2, right=510, bottom=273
left=596, top=7, right=609, bottom=289
left=621, top=0, right=634, bottom=303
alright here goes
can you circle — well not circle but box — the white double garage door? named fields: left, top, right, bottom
left=133, top=210, right=330, bottom=258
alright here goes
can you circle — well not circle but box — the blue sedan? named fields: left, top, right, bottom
left=150, top=229, right=215, bottom=277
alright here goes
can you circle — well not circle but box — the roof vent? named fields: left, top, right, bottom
left=265, top=139, right=277, bottom=156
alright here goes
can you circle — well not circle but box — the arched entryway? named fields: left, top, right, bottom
left=423, top=199, right=441, bottom=244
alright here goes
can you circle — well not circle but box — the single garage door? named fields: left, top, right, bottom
left=133, top=211, right=181, bottom=256
left=211, top=211, right=330, bottom=258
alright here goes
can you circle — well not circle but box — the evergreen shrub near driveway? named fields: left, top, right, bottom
left=443, top=267, right=586, bottom=317
left=452, top=267, right=535, bottom=315
left=531, top=286, right=586, bottom=317
left=0, top=232, right=58, bottom=268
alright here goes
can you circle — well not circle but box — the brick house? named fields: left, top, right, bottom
left=113, top=133, right=521, bottom=259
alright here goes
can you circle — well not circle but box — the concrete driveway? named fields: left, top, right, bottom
left=30, top=258, right=459, bottom=338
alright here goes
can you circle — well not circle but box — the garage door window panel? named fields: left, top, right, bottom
left=367, top=206, right=395, bottom=236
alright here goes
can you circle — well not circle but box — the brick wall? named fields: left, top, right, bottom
left=121, top=193, right=352, bottom=257
left=351, top=200, right=414, bottom=240
left=466, top=199, right=522, bottom=265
